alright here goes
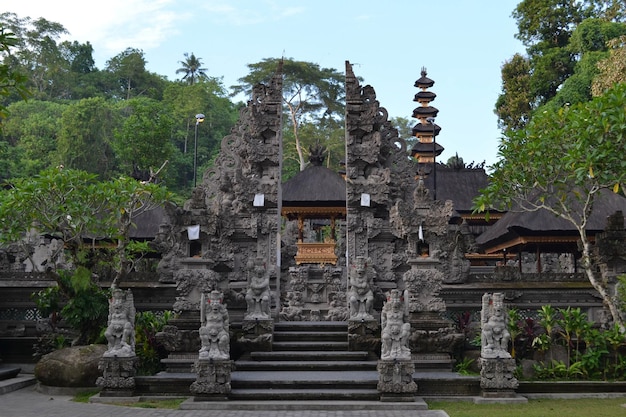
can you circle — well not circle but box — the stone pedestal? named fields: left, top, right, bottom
left=480, top=357, right=519, bottom=398
left=348, top=319, right=379, bottom=352
left=190, top=359, right=233, bottom=400
left=377, top=359, right=417, bottom=402
left=239, top=318, right=273, bottom=351
left=96, top=356, right=139, bottom=397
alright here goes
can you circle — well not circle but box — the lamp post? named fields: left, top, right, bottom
left=193, top=113, right=205, bottom=187
left=426, top=116, right=436, bottom=200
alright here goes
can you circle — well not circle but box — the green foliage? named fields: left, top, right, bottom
left=0, top=167, right=171, bottom=343
left=31, top=270, right=108, bottom=346
left=497, top=1, right=626, bottom=131
left=112, top=97, right=175, bottom=177
left=454, top=357, right=476, bottom=375
left=0, top=26, right=30, bottom=121
left=514, top=304, right=626, bottom=381
left=135, top=310, right=172, bottom=375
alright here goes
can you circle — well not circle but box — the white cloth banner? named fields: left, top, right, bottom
left=187, top=225, right=200, bottom=240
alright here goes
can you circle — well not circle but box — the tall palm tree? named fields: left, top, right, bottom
left=176, top=52, right=208, bottom=85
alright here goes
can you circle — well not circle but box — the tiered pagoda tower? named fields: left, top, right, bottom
left=410, top=68, right=444, bottom=195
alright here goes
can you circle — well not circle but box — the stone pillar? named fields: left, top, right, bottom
left=96, top=356, right=139, bottom=397
left=190, top=359, right=233, bottom=400
left=348, top=318, right=379, bottom=352
left=480, top=357, right=518, bottom=398
left=239, top=318, right=273, bottom=351
left=377, top=360, right=417, bottom=401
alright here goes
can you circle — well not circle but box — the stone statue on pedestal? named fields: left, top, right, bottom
left=381, top=289, right=411, bottom=361
left=481, top=293, right=511, bottom=359
left=199, top=291, right=230, bottom=360
left=244, top=257, right=271, bottom=320
left=348, top=256, right=375, bottom=320
left=104, top=288, right=135, bottom=358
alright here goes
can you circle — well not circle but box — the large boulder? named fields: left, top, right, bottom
left=35, top=344, right=106, bottom=387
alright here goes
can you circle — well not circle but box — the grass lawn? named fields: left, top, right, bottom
left=427, top=398, right=626, bottom=417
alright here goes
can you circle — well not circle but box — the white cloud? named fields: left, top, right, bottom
left=7, top=0, right=188, bottom=58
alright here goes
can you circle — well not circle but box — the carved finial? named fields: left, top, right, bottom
left=308, top=142, right=327, bottom=166
left=421, top=67, right=427, bottom=77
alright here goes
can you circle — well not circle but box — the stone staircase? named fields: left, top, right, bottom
left=231, top=321, right=380, bottom=401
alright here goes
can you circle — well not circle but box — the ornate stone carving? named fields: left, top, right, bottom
left=190, top=359, right=233, bottom=398
left=199, top=291, right=230, bottom=360
left=381, top=289, right=411, bottom=361
left=173, top=268, right=220, bottom=312
left=244, top=257, right=271, bottom=320
left=480, top=357, right=519, bottom=395
left=402, top=261, right=446, bottom=313
left=348, top=256, right=375, bottom=320
left=103, top=288, right=135, bottom=358
left=96, top=356, right=138, bottom=396
left=377, top=359, right=417, bottom=401
left=481, top=293, right=511, bottom=359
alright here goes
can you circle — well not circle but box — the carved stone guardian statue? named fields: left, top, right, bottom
left=244, top=257, right=271, bottom=320
left=377, top=289, right=417, bottom=401
left=348, top=256, right=375, bottom=320
left=198, top=291, right=230, bottom=360
left=347, top=256, right=379, bottom=352
left=381, top=289, right=411, bottom=361
left=479, top=293, right=520, bottom=399
left=240, top=257, right=274, bottom=351
left=97, top=287, right=138, bottom=397
left=481, top=292, right=511, bottom=359
left=191, top=290, right=233, bottom=400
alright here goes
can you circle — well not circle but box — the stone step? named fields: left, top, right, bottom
left=179, top=398, right=429, bottom=411
left=228, top=388, right=380, bottom=401
left=273, top=331, right=347, bottom=342
left=272, top=341, right=349, bottom=351
left=249, top=350, right=370, bottom=361
left=235, top=360, right=377, bottom=371
left=273, top=321, right=348, bottom=332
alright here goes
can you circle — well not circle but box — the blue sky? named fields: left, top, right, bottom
left=9, top=0, right=525, bottom=168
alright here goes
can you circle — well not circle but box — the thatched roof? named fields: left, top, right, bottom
left=422, top=166, right=489, bottom=212
left=476, top=189, right=626, bottom=253
left=129, top=206, right=167, bottom=239
left=282, top=164, right=346, bottom=207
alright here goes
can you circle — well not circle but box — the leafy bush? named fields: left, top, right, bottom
left=135, top=310, right=173, bottom=375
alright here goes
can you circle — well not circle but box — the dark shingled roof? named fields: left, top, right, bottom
left=130, top=206, right=167, bottom=239
left=423, top=166, right=490, bottom=212
left=282, top=164, right=346, bottom=206
left=475, top=188, right=626, bottom=251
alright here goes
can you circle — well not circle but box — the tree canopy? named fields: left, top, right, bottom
left=495, top=0, right=626, bottom=131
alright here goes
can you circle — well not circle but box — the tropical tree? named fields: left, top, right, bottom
left=232, top=58, right=345, bottom=172
left=592, top=34, right=626, bottom=95
left=105, top=48, right=166, bottom=100
left=112, top=97, right=175, bottom=179
left=495, top=0, right=626, bottom=131
left=0, top=24, right=30, bottom=121
left=55, top=97, right=118, bottom=178
left=475, top=82, right=626, bottom=331
left=162, top=80, right=238, bottom=191
left=176, top=52, right=208, bottom=85
left=1, top=100, right=65, bottom=177
left=0, top=166, right=171, bottom=343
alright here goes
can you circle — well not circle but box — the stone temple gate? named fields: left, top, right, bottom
left=152, top=60, right=467, bottom=367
